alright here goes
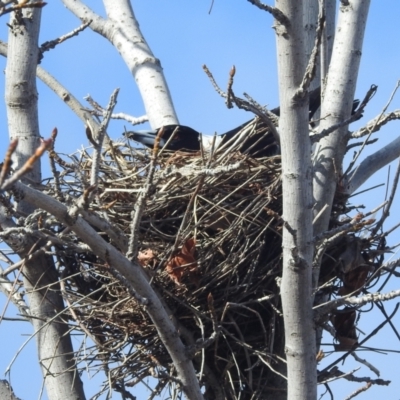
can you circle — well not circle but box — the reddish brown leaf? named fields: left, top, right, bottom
left=331, top=308, right=358, bottom=351
left=339, top=266, right=370, bottom=295
left=165, top=239, right=197, bottom=285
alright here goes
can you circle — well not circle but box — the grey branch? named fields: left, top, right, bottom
left=351, top=110, right=400, bottom=139
left=297, top=0, right=325, bottom=96
left=39, top=20, right=92, bottom=58
left=314, top=288, right=400, bottom=320
left=345, top=136, right=400, bottom=194
left=247, top=0, right=289, bottom=25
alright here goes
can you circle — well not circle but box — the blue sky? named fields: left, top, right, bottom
left=1, top=1, right=400, bottom=399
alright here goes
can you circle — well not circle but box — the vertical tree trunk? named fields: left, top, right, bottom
left=4, top=9, right=86, bottom=400
left=313, top=0, right=371, bottom=235
left=275, top=0, right=317, bottom=399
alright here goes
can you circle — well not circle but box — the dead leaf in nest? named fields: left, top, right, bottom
left=165, top=151, right=200, bottom=166
left=333, top=335, right=358, bottom=351
left=165, top=238, right=198, bottom=285
left=138, top=249, right=156, bottom=267
left=331, top=308, right=358, bottom=351
left=339, top=266, right=371, bottom=295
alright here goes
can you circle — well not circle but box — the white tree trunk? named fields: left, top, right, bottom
left=313, top=1, right=371, bottom=236
left=4, top=9, right=85, bottom=400
left=0, top=380, right=20, bottom=400
left=62, top=0, right=178, bottom=129
left=275, top=1, right=316, bottom=399
left=321, top=0, right=336, bottom=81
left=304, top=0, right=320, bottom=91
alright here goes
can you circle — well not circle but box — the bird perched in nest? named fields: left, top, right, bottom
left=124, top=89, right=360, bottom=158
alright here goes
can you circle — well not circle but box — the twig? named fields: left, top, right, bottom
left=1, top=139, right=53, bottom=191
left=90, top=88, right=119, bottom=187
left=226, top=65, right=235, bottom=109
left=106, top=266, right=148, bottom=306
left=0, top=139, right=18, bottom=187
left=369, top=157, right=400, bottom=237
left=313, top=203, right=384, bottom=244
left=39, top=19, right=91, bottom=58
left=297, top=0, right=325, bottom=96
left=314, top=288, right=400, bottom=320
left=375, top=301, right=400, bottom=343
left=246, top=0, right=289, bottom=26
left=343, top=382, right=372, bottom=400
left=202, top=64, right=226, bottom=98
left=313, top=213, right=376, bottom=269
left=351, top=352, right=380, bottom=377
left=126, top=127, right=162, bottom=261
left=318, top=303, right=399, bottom=377
left=84, top=96, right=148, bottom=125
left=344, top=82, right=398, bottom=178
left=311, top=85, right=377, bottom=143
left=47, top=128, right=64, bottom=201
left=350, top=110, right=400, bottom=139
left=203, top=64, right=280, bottom=144
left=346, top=138, right=378, bottom=152
left=0, top=1, right=46, bottom=17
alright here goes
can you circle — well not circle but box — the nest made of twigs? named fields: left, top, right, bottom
left=34, top=119, right=387, bottom=399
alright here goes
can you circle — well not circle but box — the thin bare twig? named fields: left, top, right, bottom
left=39, top=19, right=91, bottom=57
left=0, top=139, right=18, bottom=187
left=344, top=82, right=398, bottom=178
left=0, top=1, right=46, bottom=17
left=1, top=139, right=53, bottom=191
left=126, top=127, right=162, bottom=261
left=297, top=0, right=325, bottom=96
left=90, top=88, right=119, bottom=187
left=370, top=158, right=400, bottom=237
left=311, top=85, right=377, bottom=143
left=246, top=0, right=289, bottom=26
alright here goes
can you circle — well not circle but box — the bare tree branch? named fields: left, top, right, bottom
left=1, top=180, right=205, bottom=400
left=351, top=110, right=400, bottom=139
left=345, top=136, right=400, bottom=194
left=62, top=0, right=178, bottom=129
left=297, top=0, right=325, bottom=96
left=39, top=19, right=91, bottom=58
left=314, top=288, right=400, bottom=319
left=246, top=0, right=289, bottom=25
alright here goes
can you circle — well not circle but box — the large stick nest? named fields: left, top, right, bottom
left=19, top=119, right=387, bottom=399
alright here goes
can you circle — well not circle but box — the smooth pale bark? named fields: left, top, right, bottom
left=4, top=9, right=86, bottom=400
left=321, top=0, right=336, bottom=80
left=313, top=1, right=371, bottom=235
left=275, top=1, right=316, bottom=399
left=62, top=0, right=178, bottom=129
left=312, top=1, right=371, bottom=295
left=0, top=380, right=20, bottom=400
left=304, top=0, right=320, bottom=91
left=346, top=136, right=400, bottom=195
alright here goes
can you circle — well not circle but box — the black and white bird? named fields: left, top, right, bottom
left=124, top=89, right=360, bottom=158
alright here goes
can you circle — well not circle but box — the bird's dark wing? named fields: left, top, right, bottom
left=219, top=87, right=364, bottom=158
left=220, top=119, right=280, bottom=158
left=124, top=125, right=201, bottom=151
left=124, top=88, right=360, bottom=157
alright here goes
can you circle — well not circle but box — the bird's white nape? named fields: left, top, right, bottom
left=200, top=134, right=223, bottom=152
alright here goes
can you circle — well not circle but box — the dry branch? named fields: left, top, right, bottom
left=0, top=124, right=396, bottom=398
